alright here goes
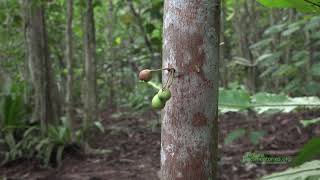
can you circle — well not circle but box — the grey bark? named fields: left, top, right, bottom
left=106, top=0, right=115, bottom=108
left=161, top=0, right=220, bottom=179
left=234, top=0, right=257, bottom=93
left=23, top=0, right=60, bottom=134
left=83, top=0, right=97, bottom=130
left=65, top=0, right=75, bottom=127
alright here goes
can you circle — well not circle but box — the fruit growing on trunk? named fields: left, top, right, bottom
left=158, top=89, right=171, bottom=101
left=151, top=94, right=165, bottom=109
left=139, top=69, right=152, bottom=82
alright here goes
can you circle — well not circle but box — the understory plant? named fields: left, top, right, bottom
left=0, top=83, right=74, bottom=167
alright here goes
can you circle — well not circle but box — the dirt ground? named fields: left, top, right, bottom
left=1, top=109, right=320, bottom=180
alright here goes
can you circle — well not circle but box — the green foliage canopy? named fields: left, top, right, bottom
left=257, top=0, right=320, bottom=13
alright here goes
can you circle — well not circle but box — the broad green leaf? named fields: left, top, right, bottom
left=219, top=88, right=251, bottom=113
left=311, top=63, right=320, bottom=76
left=300, top=118, right=320, bottom=127
left=257, top=0, right=293, bottom=8
left=230, top=57, right=254, bottom=67
left=292, top=138, right=320, bottom=167
left=257, top=0, right=320, bottom=13
left=264, top=23, right=287, bottom=35
left=256, top=53, right=273, bottom=63
left=281, top=26, right=300, bottom=36
left=262, top=160, right=320, bottom=180
left=252, top=93, right=294, bottom=113
left=249, top=38, right=273, bottom=49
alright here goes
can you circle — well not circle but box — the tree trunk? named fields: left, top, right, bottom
left=161, top=0, right=220, bottom=179
left=305, top=30, right=312, bottom=82
left=23, top=0, right=60, bottom=134
left=106, top=0, right=115, bottom=109
left=83, top=0, right=97, bottom=133
left=220, top=0, right=228, bottom=88
left=234, top=0, right=257, bottom=93
left=65, top=0, right=75, bottom=128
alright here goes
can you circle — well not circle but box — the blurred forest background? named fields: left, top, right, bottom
left=0, top=0, right=320, bottom=179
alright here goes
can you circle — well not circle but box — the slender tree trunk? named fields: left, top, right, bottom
left=220, top=0, right=228, bottom=88
left=161, top=0, right=220, bottom=179
left=23, top=0, right=60, bottom=134
left=106, top=0, right=115, bottom=109
left=283, top=9, right=295, bottom=86
left=65, top=0, right=75, bottom=128
left=305, top=30, right=312, bottom=83
left=83, top=0, right=97, bottom=136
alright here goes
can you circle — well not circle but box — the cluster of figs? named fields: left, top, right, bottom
left=139, top=68, right=174, bottom=110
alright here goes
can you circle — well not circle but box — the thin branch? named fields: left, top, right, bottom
left=304, top=0, right=320, bottom=8
left=127, top=0, right=154, bottom=55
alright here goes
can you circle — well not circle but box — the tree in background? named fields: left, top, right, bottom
left=83, top=0, right=97, bottom=151
left=22, top=0, right=60, bottom=134
left=161, top=0, right=220, bottom=179
left=65, top=0, right=75, bottom=131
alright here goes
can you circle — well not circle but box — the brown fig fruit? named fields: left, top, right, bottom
left=139, top=69, right=152, bottom=82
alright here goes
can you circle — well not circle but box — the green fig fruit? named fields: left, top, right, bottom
left=139, top=69, right=152, bottom=82
left=151, top=94, right=165, bottom=109
left=158, top=89, right=171, bottom=101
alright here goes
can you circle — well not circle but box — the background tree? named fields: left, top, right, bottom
left=83, top=0, right=97, bottom=150
left=65, top=0, right=75, bottom=130
left=23, top=0, right=60, bottom=134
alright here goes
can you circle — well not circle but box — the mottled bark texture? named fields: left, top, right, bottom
left=23, top=0, right=60, bottom=134
left=83, top=0, right=97, bottom=130
left=65, top=0, right=75, bottom=128
left=161, top=0, right=220, bottom=180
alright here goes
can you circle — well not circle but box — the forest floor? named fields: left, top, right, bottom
left=1, top=109, right=320, bottom=180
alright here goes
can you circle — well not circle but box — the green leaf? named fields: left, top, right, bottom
left=281, top=26, right=300, bottom=36
left=249, top=131, right=266, bottom=145
left=36, top=138, right=50, bottom=152
left=300, top=118, right=320, bottom=127
left=262, top=160, right=320, bottom=180
left=231, top=57, right=254, bottom=67
left=252, top=93, right=293, bottom=113
left=311, top=63, right=320, bottom=76
left=249, top=38, right=272, bottom=49
left=219, top=88, right=251, bottom=113
left=94, top=121, right=105, bottom=134
left=292, top=138, right=320, bottom=166
left=264, top=23, right=287, bottom=35
left=257, top=0, right=293, bottom=8
left=256, top=53, right=273, bottom=63
left=257, top=0, right=320, bottom=13
left=224, top=128, right=246, bottom=145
